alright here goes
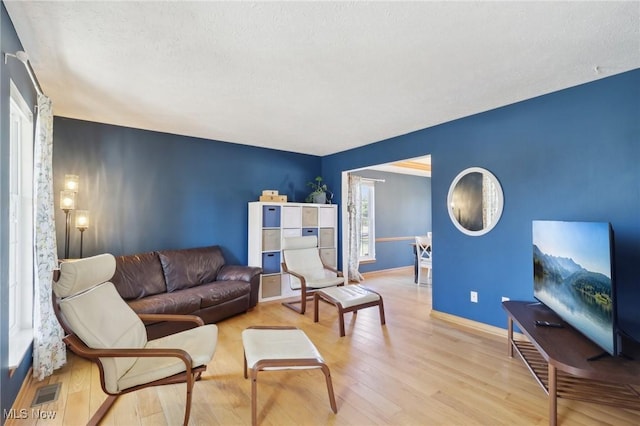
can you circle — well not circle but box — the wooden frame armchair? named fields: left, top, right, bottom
left=53, top=254, right=218, bottom=426
left=281, top=236, right=344, bottom=314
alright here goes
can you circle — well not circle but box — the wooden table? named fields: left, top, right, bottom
left=502, top=301, right=640, bottom=425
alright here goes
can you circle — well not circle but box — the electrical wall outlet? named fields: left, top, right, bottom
left=501, top=296, right=510, bottom=302
left=470, top=291, right=478, bottom=303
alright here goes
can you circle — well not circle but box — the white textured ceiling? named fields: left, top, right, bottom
left=4, top=1, right=640, bottom=156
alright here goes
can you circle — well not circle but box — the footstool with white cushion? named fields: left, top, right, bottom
left=313, top=285, right=386, bottom=337
left=242, top=326, right=338, bottom=425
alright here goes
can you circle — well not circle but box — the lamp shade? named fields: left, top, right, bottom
left=75, top=210, right=89, bottom=229
left=60, top=190, right=76, bottom=210
left=64, top=174, right=79, bottom=192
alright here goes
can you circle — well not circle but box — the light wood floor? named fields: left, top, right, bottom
left=10, top=269, right=640, bottom=425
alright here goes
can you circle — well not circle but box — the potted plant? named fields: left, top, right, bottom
left=306, top=176, right=328, bottom=204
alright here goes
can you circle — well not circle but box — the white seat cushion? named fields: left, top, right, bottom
left=60, top=282, right=148, bottom=393
left=117, top=324, right=218, bottom=391
left=282, top=236, right=343, bottom=290
left=319, top=285, right=380, bottom=308
left=284, top=248, right=325, bottom=276
left=282, top=236, right=318, bottom=250
left=242, top=328, right=323, bottom=370
left=292, top=275, right=344, bottom=290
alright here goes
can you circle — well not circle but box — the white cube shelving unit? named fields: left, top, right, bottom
left=248, top=202, right=338, bottom=302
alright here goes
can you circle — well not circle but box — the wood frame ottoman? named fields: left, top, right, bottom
left=242, top=326, right=338, bottom=425
left=313, top=285, right=386, bottom=337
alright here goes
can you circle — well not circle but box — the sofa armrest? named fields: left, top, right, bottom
left=217, top=265, right=261, bottom=282
left=217, top=265, right=262, bottom=308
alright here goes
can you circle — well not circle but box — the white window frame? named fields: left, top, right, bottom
left=8, top=81, right=34, bottom=369
left=358, top=179, right=376, bottom=262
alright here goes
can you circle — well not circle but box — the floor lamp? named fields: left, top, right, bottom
left=60, top=190, right=76, bottom=259
left=75, top=210, right=89, bottom=258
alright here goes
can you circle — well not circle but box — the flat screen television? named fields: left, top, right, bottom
left=532, top=220, right=617, bottom=356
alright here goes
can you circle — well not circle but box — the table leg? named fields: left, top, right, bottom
left=548, top=363, right=557, bottom=426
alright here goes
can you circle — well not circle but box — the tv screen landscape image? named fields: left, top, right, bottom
left=532, top=220, right=616, bottom=355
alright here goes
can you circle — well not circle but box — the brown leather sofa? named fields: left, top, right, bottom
left=110, top=246, right=261, bottom=339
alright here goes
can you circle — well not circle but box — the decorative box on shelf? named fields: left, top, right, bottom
left=259, top=195, right=287, bottom=202
left=259, top=190, right=287, bottom=202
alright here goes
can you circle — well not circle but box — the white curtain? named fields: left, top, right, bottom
left=347, top=174, right=364, bottom=282
left=33, top=94, right=66, bottom=380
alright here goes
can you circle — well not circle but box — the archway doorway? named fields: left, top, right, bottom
left=340, top=156, right=431, bottom=282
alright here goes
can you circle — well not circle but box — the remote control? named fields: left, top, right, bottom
left=535, top=320, right=563, bottom=328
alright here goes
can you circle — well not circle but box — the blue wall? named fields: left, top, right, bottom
left=53, top=118, right=322, bottom=263
left=323, top=69, right=640, bottom=342
left=0, top=3, right=38, bottom=419
left=53, top=71, right=640, bottom=343
left=352, top=169, right=431, bottom=273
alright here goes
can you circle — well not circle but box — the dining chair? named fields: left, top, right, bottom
left=415, top=235, right=432, bottom=285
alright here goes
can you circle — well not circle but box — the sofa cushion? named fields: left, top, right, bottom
left=181, top=281, right=251, bottom=309
left=126, top=290, right=201, bottom=316
left=111, top=252, right=167, bottom=300
left=157, top=246, right=225, bottom=292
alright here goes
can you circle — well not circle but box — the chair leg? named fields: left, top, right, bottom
left=88, top=395, right=118, bottom=426
left=337, top=304, right=346, bottom=337
left=282, top=300, right=304, bottom=314
left=282, top=292, right=315, bottom=315
left=300, top=289, right=307, bottom=314
left=251, top=370, right=258, bottom=426
left=378, top=298, right=386, bottom=326
left=320, top=364, right=338, bottom=414
left=182, top=373, right=196, bottom=426
left=314, top=292, right=320, bottom=323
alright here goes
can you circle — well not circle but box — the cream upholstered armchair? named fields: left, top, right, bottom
left=53, top=254, right=218, bottom=426
left=281, top=236, right=344, bottom=314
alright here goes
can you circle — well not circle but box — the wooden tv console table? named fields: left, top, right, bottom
left=502, top=301, right=640, bottom=426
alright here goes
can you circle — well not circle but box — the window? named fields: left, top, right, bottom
left=359, top=180, right=375, bottom=261
left=8, top=81, right=34, bottom=368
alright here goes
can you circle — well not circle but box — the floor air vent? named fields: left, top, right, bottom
left=31, top=383, right=61, bottom=406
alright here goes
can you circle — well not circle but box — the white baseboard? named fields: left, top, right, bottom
left=359, top=266, right=526, bottom=342
left=430, top=309, right=526, bottom=341
left=360, top=266, right=412, bottom=279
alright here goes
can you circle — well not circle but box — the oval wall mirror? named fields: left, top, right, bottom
left=447, top=167, right=504, bottom=236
